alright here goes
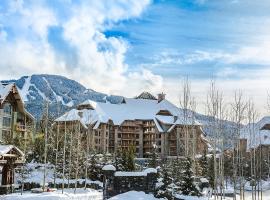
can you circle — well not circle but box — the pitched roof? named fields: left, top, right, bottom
left=240, top=116, right=270, bottom=150
left=135, top=92, right=157, bottom=100
left=0, top=83, right=14, bottom=104
left=0, top=144, right=24, bottom=157
left=0, top=83, right=35, bottom=120
left=55, top=96, right=201, bottom=132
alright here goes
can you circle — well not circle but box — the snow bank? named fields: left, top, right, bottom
left=144, top=168, right=157, bottom=174
left=174, top=194, right=207, bottom=200
left=114, top=171, right=148, bottom=177
left=3, top=188, right=102, bottom=200
left=102, top=165, right=116, bottom=171
left=108, top=191, right=164, bottom=200
left=16, top=162, right=103, bottom=187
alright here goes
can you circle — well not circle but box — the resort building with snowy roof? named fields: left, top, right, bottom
left=240, top=116, right=270, bottom=161
left=55, top=92, right=209, bottom=158
left=0, top=82, right=34, bottom=145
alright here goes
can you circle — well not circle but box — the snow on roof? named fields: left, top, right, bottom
left=114, top=168, right=157, bottom=177
left=0, top=83, right=13, bottom=104
left=240, top=116, right=270, bottom=150
left=0, top=144, right=24, bottom=157
left=135, top=92, right=157, bottom=100
left=200, top=177, right=209, bottom=183
left=115, top=171, right=148, bottom=177
left=102, top=164, right=116, bottom=171
left=55, top=96, right=201, bottom=132
left=143, top=168, right=157, bottom=174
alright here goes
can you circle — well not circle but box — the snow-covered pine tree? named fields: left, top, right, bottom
left=121, top=149, right=128, bottom=171
left=208, top=155, right=215, bottom=188
left=89, top=153, right=99, bottom=181
left=149, top=145, right=158, bottom=168
left=199, top=150, right=208, bottom=177
left=126, top=145, right=135, bottom=171
left=180, top=157, right=201, bottom=196
left=114, top=148, right=124, bottom=171
left=155, top=165, right=173, bottom=199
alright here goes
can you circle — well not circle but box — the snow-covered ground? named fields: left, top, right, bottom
left=16, top=162, right=103, bottom=187
left=209, top=190, right=270, bottom=200
left=3, top=189, right=270, bottom=200
left=2, top=188, right=102, bottom=200
left=108, top=191, right=164, bottom=200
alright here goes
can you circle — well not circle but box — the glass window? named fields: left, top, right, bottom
left=3, top=103, right=12, bottom=115
left=2, top=130, right=11, bottom=143
left=3, top=117, right=11, bottom=128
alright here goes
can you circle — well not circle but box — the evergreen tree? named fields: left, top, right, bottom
left=224, top=154, right=233, bottom=186
left=32, top=132, right=45, bottom=162
left=121, top=149, right=128, bottom=171
left=89, top=153, right=99, bottom=180
left=208, top=155, right=215, bottom=188
left=200, top=151, right=208, bottom=177
left=149, top=146, right=158, bottom=168
left=114, top=148, right=124, bottom=171
left=155, top=165, right=173, bottom=199
left=180, top=157, right=201, bottom=196
left=126, top=145, right=135, bottom=171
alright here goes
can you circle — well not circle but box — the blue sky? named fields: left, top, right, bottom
left=0, top=0, right=270, bottom=114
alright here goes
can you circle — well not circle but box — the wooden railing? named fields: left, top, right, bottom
left=15, top=124, right=26, bottom=131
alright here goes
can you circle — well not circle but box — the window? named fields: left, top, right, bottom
left=3, top=117, right=11, bottom=128
left=118, top=133, right=121, bottom=138
left=2, top=130, right=11, bottom=142
left=3, top=103, right=12, bottom=115
left=180, top=132, right=184, bottom=138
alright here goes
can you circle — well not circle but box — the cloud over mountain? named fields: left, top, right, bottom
left=0, top=0, right=163, bottom=96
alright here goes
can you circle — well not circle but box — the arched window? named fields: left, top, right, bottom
left=3, top=103, right=12, bottom=115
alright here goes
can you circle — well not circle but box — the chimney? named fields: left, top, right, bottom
left=78, top=111, right=83, bottom=118
left=157, top=92, right=166, bottom=103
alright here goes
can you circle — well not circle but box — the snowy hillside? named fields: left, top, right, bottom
left=1, top=74, right=124, bottom=119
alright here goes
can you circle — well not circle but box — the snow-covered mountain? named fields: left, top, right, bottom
left=1, top=74, right=238, bottom=147
left=1, top=74, right=124, bottom=120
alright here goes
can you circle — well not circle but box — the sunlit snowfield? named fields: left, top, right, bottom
left=0, top=190, right=270, bottom=200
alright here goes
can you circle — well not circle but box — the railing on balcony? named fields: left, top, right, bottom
left=15, top=124, right=26, bottom=132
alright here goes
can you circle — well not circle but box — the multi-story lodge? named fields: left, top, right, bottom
left=0, top=82, right=34, bottom=193
left=0, top=82, right=34, bottom=144
left=240, top=116, right=270, bottom=157
left=55, top=92, right=209, bottom=158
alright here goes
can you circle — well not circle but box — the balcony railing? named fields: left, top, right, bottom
left=15, top=124, right=26, bottom=132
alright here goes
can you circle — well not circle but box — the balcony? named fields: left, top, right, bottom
left=15, top=124, right=26, bottom=132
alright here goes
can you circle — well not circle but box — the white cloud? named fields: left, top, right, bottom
left=0, top=0, right=163, bottom=97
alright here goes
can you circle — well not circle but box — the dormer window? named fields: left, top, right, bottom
left=156, top=110, right=173, bottom=116
left=3, top=103, right=12, bottom=115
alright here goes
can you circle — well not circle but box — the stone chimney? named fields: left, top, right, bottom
left=157, top=93, right=166, bottom=103
left=78, top=111, right=83, bottom=118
